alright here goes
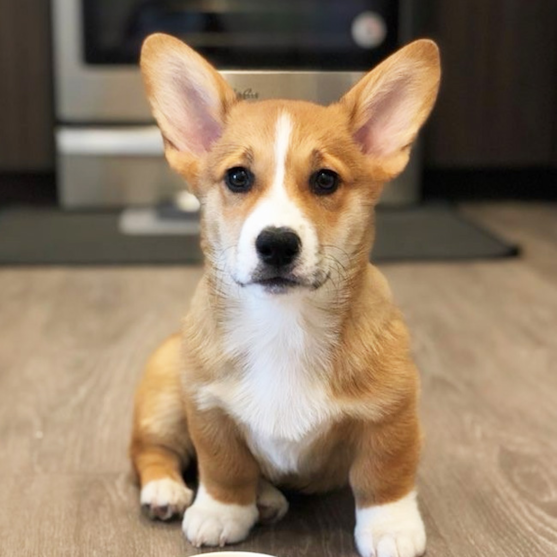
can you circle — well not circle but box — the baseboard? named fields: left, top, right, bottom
left=423, top=167, right=557, bottom=201
left=0, top=172, right=57, bottom=206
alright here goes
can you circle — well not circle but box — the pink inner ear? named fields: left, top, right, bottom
left=354, top=75, right=414, bottom=158
left=158, top=69, right=223, bottom=155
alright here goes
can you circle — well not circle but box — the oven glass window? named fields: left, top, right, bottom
left=82, top=0, right=398, bottom=70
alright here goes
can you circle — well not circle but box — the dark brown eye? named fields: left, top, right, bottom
left=225, top=167, right=254, bottom=192
left=310, top=169, right=340, bottom=195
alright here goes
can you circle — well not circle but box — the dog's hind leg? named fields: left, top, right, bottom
left=130, top=334, right=195, bottom=520
left=256, top=479, right=289, bottom=524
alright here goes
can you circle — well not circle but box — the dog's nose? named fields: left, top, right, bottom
left=255, top=227, right=301, bottom=267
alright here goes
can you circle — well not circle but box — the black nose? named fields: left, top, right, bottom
left=255, top=227, right=301, bottom=267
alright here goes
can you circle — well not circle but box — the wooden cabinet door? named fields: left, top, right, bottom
left=425, top=0, right=557, bottom=167
left=0, top=0, right=54, bottom=172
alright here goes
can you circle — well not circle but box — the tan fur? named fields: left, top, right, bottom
left=130, top=335, right=194, bottom=487
left=131, top=33, right=440, bottom=545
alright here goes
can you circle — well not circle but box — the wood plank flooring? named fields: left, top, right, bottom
left=0, top=202, right=556, bottom=556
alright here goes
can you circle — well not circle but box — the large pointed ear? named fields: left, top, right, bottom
left=340, top=39, right=440, bottom=180
left=140, top=33, right=237, bottom=181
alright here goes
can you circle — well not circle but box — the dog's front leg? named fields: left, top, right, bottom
left=182, top=406, right=259, bottom=548
left=350, top=408, right=425, bottom=557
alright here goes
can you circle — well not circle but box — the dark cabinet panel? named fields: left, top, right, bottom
left=425, top=0, right=557, bottom=167
left=0, top=0, right=54, bottom=171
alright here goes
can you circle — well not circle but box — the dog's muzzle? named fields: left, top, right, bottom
left=248, top=226, right=301, bottom=293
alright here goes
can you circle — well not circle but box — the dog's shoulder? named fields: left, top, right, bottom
left=328, top=265, right=418, bottom=419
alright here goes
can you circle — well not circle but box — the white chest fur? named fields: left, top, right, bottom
left=196, top=291, right=340, bottom=476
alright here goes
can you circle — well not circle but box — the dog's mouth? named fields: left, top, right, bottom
left=239, top=271, right=330, bottom=294
left=254, top=276, right=300, bottom=293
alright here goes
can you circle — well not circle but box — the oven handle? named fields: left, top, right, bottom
left=56, top=127, right=165, bottom=156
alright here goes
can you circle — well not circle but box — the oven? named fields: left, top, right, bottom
left=52, top=0, right=420, bottom=208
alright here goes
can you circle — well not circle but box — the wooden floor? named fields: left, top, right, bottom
left=1, top=202, right=556, bottom=557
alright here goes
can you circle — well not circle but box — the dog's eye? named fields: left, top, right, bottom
left=225, top=167, right=253, bottom=193
left=310, top=169, right=340, bottom=195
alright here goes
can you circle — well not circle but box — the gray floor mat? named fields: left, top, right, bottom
left=0, top=205, right=518, bottom=265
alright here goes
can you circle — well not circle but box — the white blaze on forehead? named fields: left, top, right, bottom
left=233, top=111, right=320, bottom=286
left=273, top=111, right=292, bottom=190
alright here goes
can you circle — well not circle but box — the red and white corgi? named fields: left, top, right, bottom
left=130, top=33, right=440, bottom=557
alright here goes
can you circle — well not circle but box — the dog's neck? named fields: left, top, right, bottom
left=205, top=251, right=370, bottom=340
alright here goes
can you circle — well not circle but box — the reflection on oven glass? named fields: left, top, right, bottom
left=82, top=0, right=398, bottom=70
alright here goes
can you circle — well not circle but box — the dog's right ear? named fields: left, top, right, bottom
left=140, top=33, right=237, bottom=183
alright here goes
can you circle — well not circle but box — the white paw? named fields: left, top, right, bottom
left=140, top=478, right=193, bottom=521
left=257, top=479, right=289, bottom=524
left=355, top=491, right=426, bottom=557
left=182, top=484, right=258, bottom=547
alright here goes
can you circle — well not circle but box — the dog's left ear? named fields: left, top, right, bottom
left=340, top=39, right=441, bottom=180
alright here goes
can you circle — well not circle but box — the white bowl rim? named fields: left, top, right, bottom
left=199, top=553, right=276, bottom=557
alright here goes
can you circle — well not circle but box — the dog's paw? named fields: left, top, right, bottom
left=257, top=480, right=289, bottom=524
left=354, top=491, right=426, bottom=557
left=140, top=478, right=193, bottom=521
left=182, top=485, right=258, bottom=547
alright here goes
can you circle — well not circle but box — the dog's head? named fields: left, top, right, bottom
left=141, top=35, right=440, bottom=295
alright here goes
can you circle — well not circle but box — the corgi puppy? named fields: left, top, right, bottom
left=130, top=33, right=440, bottom=557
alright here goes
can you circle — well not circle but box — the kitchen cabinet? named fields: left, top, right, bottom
left=425, top=0, right=557, bottom=167
left=0, top=0, right=54, bottom=172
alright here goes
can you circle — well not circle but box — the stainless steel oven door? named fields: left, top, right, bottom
left=52, top=0, right=398, bottom=122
